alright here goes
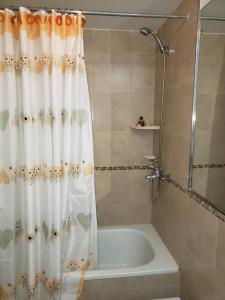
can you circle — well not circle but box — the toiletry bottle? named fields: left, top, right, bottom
left=137, top=116, right=145, bottom=127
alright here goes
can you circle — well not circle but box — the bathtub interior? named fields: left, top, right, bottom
left=98, top=227, right=155, bottom=269
left=63, top=224, right=178, bottom=285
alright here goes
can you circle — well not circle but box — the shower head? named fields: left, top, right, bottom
left=140, top=27, right=151, bottom=36
left=140, top=27, right=165, bottom=54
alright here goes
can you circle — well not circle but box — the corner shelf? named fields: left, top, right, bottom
left=130, top=125, right=160, bottom=130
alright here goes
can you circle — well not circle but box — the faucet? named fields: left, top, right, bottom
left=145, top=166, right=170, bottom=181
left=145, top=165, right=170, bottom=203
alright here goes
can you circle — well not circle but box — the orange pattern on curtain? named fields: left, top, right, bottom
left=0, top=8, right=86, bottom=40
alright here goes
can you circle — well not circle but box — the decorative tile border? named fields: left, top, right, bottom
left=169, top=178, right=225, bottom=223
left=193, top=163, right=225, bottom=169
left=94, top=165, right=152, bottom=171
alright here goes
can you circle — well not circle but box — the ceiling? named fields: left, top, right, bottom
left=0, top=0, right=184, bottom=30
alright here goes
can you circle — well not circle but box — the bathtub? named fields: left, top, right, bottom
left=85, top=224, right=178, bottom=279
left=62, top=224, right=178, bottom=284
left=63, top=224, right=179, bottom=299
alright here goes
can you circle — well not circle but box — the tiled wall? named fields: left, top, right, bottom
left=84, top=30, right=156, bottom=225
left=81, top=273, right=180, bottom=300
left=152, top=0, right=225, bottom=299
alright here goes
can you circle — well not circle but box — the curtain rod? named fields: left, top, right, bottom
left=0, top=6, right=189, bottom=20
left=201, top=16, right=225, bottom=21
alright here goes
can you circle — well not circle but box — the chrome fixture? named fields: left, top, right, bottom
left=139, top=27, right=166, bottom=168
left=145, top=166, right=170, bottom=203
left=188, top=13, right=201, bottom=189
left=140, top=27, right=174, bottom=54
left=140, top=27, right=171, bottom=202
left=0, top=6, right=189, bottom=20
left=145, top=166, right=162, bottom=181
left=145, top=166, right=170, bottom=181
left=140, top=27, right=165, bottom=53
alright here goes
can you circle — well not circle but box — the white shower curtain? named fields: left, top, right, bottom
left=0, top=7, right=97, bottom=300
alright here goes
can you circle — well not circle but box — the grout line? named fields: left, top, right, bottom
left=193, top=163, right=225, bottom=169
left=169, top=178, right=225, bottom=223
left=94, top=165, right=152, bottom=171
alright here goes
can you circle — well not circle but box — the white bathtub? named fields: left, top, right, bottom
left=63, top=224, right=178, bottom=283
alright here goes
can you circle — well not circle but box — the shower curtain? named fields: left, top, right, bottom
left=0, top=7, right=97, bottom=300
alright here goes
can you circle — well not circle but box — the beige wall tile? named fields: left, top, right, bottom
left=153, top=90, right=162, bottom=125
left=153, top=181, right=219, bottom=300
left=214, top=220, right=225, bottom=300
left=155, top=54, right=164, bottom=93
left=164, top=185, right=189, bottom=267
left=173, top=20, right=197, bottom=87
left=81, top=285, right=179, bottom=300
left=131, top=54, right=155, bottom=93
left=111, top=170, right=130, bottom=204
left=193, top=129, right=211, bottom=164
left=85, top=29, right=156, bottom=225
left=206, top=168, right=225, bottom=210
left=185, top=198, right=218, bottom=274
left=95, top=171, right=111, bottom=204
left=192, top=168, right=208, bottom=197
left=96, top=169, right=151, bottom=225
left=97, top=201, right=150, bottom=226
left=198, top=54, right=221, bottom=96
left=161, top=130, right=190, bottom=187
left=129, top=170, right=150, bottom=204
left=111, top=54, right=132, bottom=93
left=209, top=129, right=225, bottom=163
left=153, top=132, right=160, bottom=160
left=93, top=63, right=111, bottom=94
left=181, top=252, right=214, bottom=300
left=91, top=52, right=111, bottom=65
left=94, top=131, right=111, bottom=166
left=164, top=81, right=193, bottom=136
left=110, top=170, right=150, bottom=204
left=111, top=130, right=130, bottom=165
left=128, top=130, right=154, bottom=165
left=84, top=30, right=94, bottom=62
left=83, top=273, right=179, bottom=294
left=195, top=95, right=215, bottom=131
left=111, top=93, right=131, bottom=130
left=111, top=31, right=131, bottom=53
left=92, top=30, right=111, bottom=53
left=194, top=128, right=225, bottom=164
left=93, top=93, right=111, bottom=131
left=131, top=92, right=155, bottom=126
left=131, top=31, right=156, bottom=54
